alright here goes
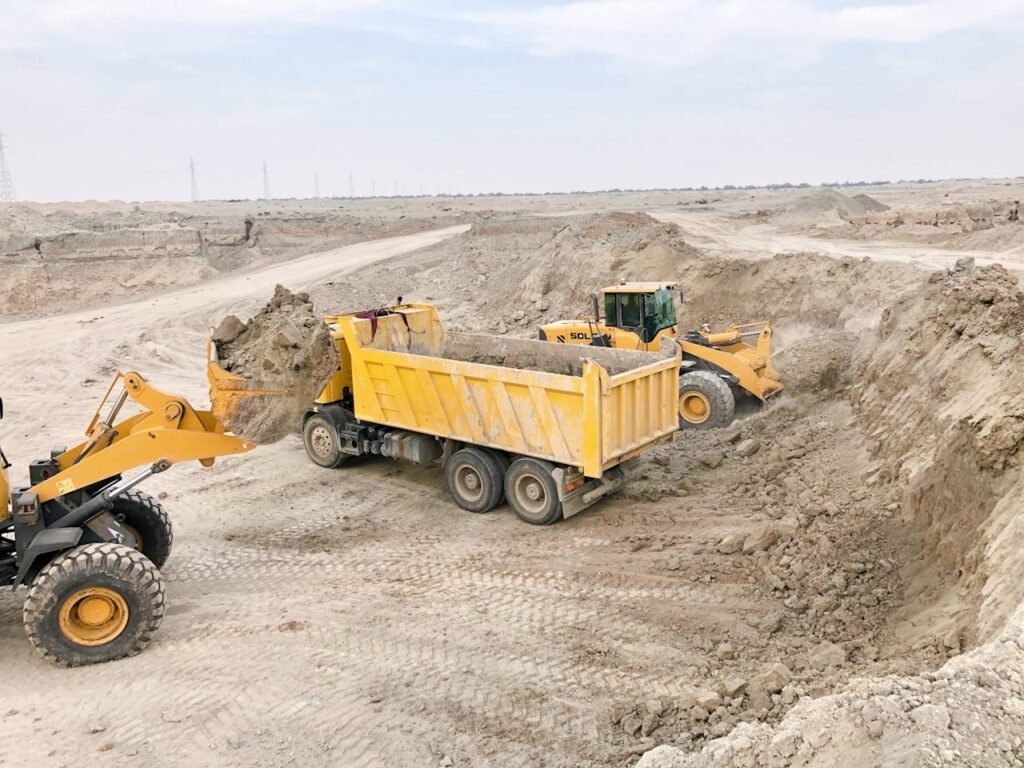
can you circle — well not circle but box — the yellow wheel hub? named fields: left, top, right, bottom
left=59, top=587, right=129, bottom=646
left=680, top=392, right=711, bottom=424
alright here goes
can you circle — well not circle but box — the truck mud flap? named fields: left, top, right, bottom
left=553, top=467, right=627, bottom=519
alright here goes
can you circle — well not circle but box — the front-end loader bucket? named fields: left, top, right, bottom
left=206, top=341, right=296, bottom=444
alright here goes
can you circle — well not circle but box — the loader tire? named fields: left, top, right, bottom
left=678, top=371, right=735, bottom=429
left=303, top=413, right=348, bottom=468
left=446, top=447, right=505, bottom=513
left=505, top=458, right=563, bottom=526
left=23, top=543, right=165, bottom=667
left=112, top=490, right=173, bottom=569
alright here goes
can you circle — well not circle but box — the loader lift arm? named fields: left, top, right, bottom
left=28, top=371, right=255, bottom=505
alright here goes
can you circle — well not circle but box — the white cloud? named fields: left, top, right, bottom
left=37, top=0, right=382, bottom=26
left=462, top=0, right=1024, bottom=69
left=0, top=0, right=383, bottom=50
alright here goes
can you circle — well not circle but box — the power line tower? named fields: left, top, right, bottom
left=262, top=161, right=271, bottom=199
left=189, top=156, right=199, bottom=202
left=314, top=172, right=320, bottom=199
left=0, top=131, right=16, bottom=202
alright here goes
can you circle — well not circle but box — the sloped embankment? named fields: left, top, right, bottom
left=638, top=260, right=1024, bottom=767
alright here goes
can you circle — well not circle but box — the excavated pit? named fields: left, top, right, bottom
left=309, top=212, right=1024, bottom=763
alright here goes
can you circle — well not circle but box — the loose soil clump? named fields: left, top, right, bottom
left=213, top=285, right=339, bottom=444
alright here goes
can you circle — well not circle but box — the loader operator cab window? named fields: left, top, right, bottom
left=605, top=288, right=677, bottom=343
left=643, top=288, right=677, bottom=343
left=618, top=293, right=643, bottom=330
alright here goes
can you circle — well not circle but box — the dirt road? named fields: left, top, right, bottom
left=651, top=209, right=1024, bottom=272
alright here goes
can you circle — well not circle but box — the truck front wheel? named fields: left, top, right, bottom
left=303, top=413, right=348, bottom=468
left=505, top=458, right=563, bottom=525
left=23, top=543, right=165, bottom=667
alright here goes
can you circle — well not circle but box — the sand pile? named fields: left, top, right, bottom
left=213, top=285, right=340, bottom=444
left=775, top=189, right=889, bottom=228
left=637, top=260, right=1024, bottom=767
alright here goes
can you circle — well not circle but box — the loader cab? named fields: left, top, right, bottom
left=599, top=283, right=681, bottom=345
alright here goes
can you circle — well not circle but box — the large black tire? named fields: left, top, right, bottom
left=504, top=458, right=563, bottom=526
left=303, top=413, right=348, bottom=469
left=111, top=490, right=172, bottom=569
left=678, top=370, right=735, bottom=430
left=445, top=447, right=505, bottom=513
left=23, top=543, right=165, bottom=667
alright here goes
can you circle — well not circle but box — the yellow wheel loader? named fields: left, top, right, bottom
left=0, top=372, right=254, bottom=666
left=539, top=282, right=783, bottom=428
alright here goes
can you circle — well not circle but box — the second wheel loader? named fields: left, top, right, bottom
left=0, top=372, right=254, bottom=666
left=538, top=282, right=783, bottom=428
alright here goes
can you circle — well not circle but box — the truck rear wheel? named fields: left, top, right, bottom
left=111, top=490, right=173, bottom=569
left=505, top=458, right=563, bottom=525
left=23, top=543, right=165, bottom=667
left=446, top=447, right=504, bottom=513
left=678, top=371, right=735, bottom=429
left=303, top=413, right=348, bottom=468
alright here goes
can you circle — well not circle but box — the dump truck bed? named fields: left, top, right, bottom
left=327, top=305, right=680, bottom=478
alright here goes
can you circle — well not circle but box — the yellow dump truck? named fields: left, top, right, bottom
left=211, top=304, right=680, bottom=525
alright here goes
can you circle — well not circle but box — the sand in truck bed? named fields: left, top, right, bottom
left=212, top=285, right=340, bottom=444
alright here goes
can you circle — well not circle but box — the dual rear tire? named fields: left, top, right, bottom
left=446, top=449, right=562, bottom=526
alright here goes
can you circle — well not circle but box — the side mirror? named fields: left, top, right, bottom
left=679, top=288, right=686, bottom=305
left=0, top=397, right=4, bottom=420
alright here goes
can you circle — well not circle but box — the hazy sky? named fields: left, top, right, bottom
left=2, top=0, right=1023, bottom=202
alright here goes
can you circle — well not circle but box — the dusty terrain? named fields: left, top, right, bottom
left=1, top=179, right=1023, bottom=767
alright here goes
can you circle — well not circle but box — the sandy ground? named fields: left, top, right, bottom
left=1, top=181, right=1023, bottom=767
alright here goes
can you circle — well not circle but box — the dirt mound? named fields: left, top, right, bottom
left=213, top=285, right=340, bottom=444
left=638, top=617, right=1024, bottom=767
left=678, top=252, right=923, bottom=332
left=850, top=194, right=889, bottom=213
left=312, top=212, right=702, bottom=336
left=776, top=189, right=889, bottom=228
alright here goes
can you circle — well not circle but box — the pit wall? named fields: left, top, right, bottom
left=637, top=260, right=1024, bottom=767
